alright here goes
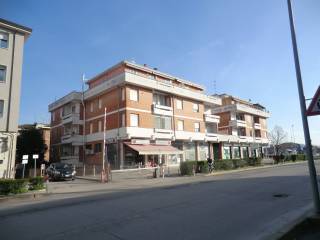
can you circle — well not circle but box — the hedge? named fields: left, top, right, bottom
left=29, top=177, right=45, bottom=190
left=0, top=179, right=28, bottom=195
left=180, top=157, right=262, bottom=175
left=180, top=161, right=196, bottom=175
left=273, top=154, right=306, bottom=163
left=0, top=177, right=45, bottom=195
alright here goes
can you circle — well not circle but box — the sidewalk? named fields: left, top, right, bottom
left=0, top=160, right=314, bottom=206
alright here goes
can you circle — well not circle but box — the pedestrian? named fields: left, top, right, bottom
left=207, top=157, right=213, bottom=173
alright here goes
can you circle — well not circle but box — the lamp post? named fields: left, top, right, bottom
left=287, top=0, right=320, bottom=213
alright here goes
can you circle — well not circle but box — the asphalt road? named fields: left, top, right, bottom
left=1, top=162, right=319, bottom=240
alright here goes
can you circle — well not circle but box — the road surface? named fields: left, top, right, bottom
left=1, top=162, right=319, bottom=240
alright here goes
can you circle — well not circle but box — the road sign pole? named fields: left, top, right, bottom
left=34, top=158, right=36, bottom=177
left=22, top=155, right=28, bottom=179
left=32, top=154, right=39, bottom=178
left=287, top=0, right=320, bottom=214
left=22, top=164, right=25, bottom=179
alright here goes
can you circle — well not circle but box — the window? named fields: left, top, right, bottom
left=121, top=113, right=125, bottom=127
left=153, top=93, right=170, bottom=106
left=177, top=120, right=184, bottom=131
left=98, top=120, right=102, bottom=132
left=121, top=88, right=125, bottom=101
left=238, top=127, right=246, bottom=136
left=129, top=89, right=138, bottom=101
left=130, top=114, right=139, bottom=127
left=193, top=103, right=199, bottom=112
left=236, top=113, right=245, bottom=121
left=176, top=99, right=183, bottom=110
left=154, top=115, right=172, bottom=130
left=90, top=102, right=93, bottom=112
left=90, top=123, right=93, bottom=134
left=0, top=65, right=6, bottom=83
left=94, top=143, right=102, bottom=153
left=52, top=112, right=55, bottom=122
left=0, top=32, right=8, bottom=48
left=98, top=98, right=102, bottom=109
left=194, top=122, right=200, bottom=132
left=0, top=100, right=4, bottom=118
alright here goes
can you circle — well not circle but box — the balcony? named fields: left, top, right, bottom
left=61, top=133, right=83, bottom=145
left=204, top=114, right=220, bottom=123
left=152, top=104, right=173, bottom=116
left=254, top=123, right=261, bottom=129
left=230, top=119, right=247, bottom=128
left=62, top=113, right=83, bottom=125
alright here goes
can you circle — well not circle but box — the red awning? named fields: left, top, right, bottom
left=124, top=143, right=183, bottom=155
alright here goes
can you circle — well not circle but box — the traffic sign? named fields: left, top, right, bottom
left=33, top=154, right=39, bottom=159
left=22, top=159, right=28, bottom=164
left=307, top=86, right=320, bottom=116
left=22, top=155, right=28, bottom=160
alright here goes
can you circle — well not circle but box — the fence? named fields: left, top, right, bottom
left=75, top=164, right=180, bottom=182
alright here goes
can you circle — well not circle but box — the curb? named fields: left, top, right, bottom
left=205, top=160, right=310, bottom=177
left=0, top=189, right=49, bottom=203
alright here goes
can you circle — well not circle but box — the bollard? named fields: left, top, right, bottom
left=101, top=170, right=106, bottom=183
left=192, top=165, right=196, bottom=176
left=162, top=166, right=165, bottom=179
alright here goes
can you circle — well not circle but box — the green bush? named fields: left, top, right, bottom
left=195, top=161, right=209, bottom=173
left=297, top=154, right=306, bottom=161
left=29, top=177, right=45, bottom=190
left=232, top=159, right=247, bottom=169
left=245, top=157, right=262, bottom=166
left=180, top=161, right=197, bottom=176
left=214, top=159, right=233, bottom=170
left=0, top=179, right=28, bottom=195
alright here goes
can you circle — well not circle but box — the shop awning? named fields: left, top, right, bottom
left=124, top=143, right=183, bottom=155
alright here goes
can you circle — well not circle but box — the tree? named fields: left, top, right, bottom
left=268, top=125, right=288, bottom=156
left=16, top=125, right=46, bottom=169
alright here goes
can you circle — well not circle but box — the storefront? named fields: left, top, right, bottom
left=123, top=142, right=183, bottom=169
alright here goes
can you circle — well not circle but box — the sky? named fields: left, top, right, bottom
left=1, top=0, right=320, bottom=145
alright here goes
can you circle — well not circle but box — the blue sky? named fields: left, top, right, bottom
left=2, top=0, right=320, bottom=145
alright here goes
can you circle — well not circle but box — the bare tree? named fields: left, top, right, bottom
left=268, top=126, right=288, bottom=156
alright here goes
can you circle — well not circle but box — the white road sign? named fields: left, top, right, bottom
left=307, top=86, right=320, bottom=116
left=22, top=159, right=28, bottom=164
left=33, top=154, right=39, bottom=159
left=22, top=155, right=28, bottom=160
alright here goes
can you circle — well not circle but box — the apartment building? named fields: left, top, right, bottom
left=212, top=94, right=270, bottom=159
left=48, top=61, right=270, bottom=169
left=0, top=19, right=32, bottom=178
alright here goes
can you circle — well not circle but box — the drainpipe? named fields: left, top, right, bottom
left=1, top=132, right=14, bottom=178
left=6, top=31, right=16, bottom=132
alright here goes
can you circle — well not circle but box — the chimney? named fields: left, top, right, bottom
left=153, top=67, right=158, bottom=71
left=143, top=64, right=147, bottom=67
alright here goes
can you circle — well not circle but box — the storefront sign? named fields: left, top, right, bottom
left=131, top=139, right=150, bottom=145
left=155, top=140, right=171, bottom=145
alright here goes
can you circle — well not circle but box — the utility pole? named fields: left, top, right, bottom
left=82, top=74, right=86, bottom=176
left=102, top=107, right=106, bottom=172
left=287, top=0, right=320, bottom=213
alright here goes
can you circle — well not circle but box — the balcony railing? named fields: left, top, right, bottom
left=62, top=113, right=83, bottom=125
left=152, top=104, right=173, bottom=116
left=61, top=134, right=83, bottom=145
left=230, top=119, right=247, bottom=128
left=254, top=123, right=261, bottom=129
left=204, top=114, right=220, bottom=123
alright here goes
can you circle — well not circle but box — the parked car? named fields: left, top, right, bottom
left=46, top=163, right=76, bottom=181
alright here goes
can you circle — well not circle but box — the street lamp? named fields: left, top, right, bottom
left=287, top=0, right=320, bottom=214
